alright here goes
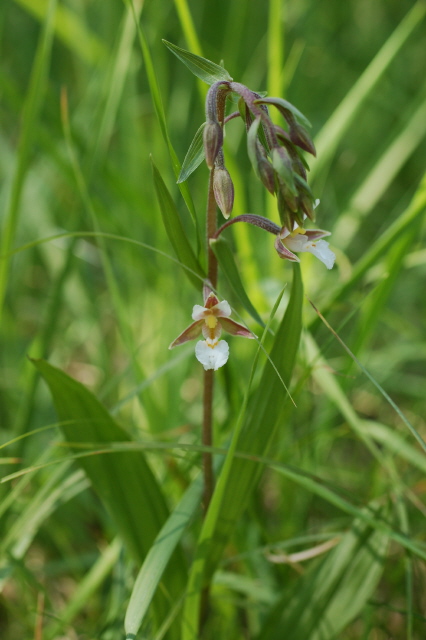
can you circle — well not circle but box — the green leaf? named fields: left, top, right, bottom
left=210, top=235, right=264, bottom=327
left=177, top=122, right=206, bottom=183
left=258, top=504, right=389, bottom=640
left=32, top=359, right=186, bottom=638
left=162, top=40, right=233, bottom=85
left=182, top=264, right=304, bottom=639
left=152, top=159, right=205, bottom=289
left=0, top=0, right=57, bottom=326
left=125, top=472, right=204, bottom=638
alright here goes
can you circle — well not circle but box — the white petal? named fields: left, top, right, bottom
left=195, top=340, right=229, bottom=370
left=213, top=300, right=232, bottom=317
left=192, top=304, right=208, bottom=320
left=307, top=239, right=336, bottom=269
left=284, top=234, right=310, bottom=252
left=284, top=235, right=335, bottom=269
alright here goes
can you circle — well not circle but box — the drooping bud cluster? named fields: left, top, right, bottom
left=203, top=80, right=317, bottom=232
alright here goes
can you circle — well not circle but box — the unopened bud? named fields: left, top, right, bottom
left=277, top=181, right=298, bottom=230
left=258, top=157, right=276, bottom=194
left=271, top=147, right=297, bottom=197
left=294, top=174, right=316, bottom=221
left=203, top=121, right=223, bottom=169
left=213, top=167, right=234, bottom=219
left=290, top=123, right=316, bottom=157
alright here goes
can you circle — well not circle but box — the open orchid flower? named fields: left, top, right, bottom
left=275, top=223, right=335, bottom=269
left=169, top=292, right=255, bottom=370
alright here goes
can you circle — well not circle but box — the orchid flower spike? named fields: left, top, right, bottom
left=275, top=222, right=336, bottom=270
left=169, top=292, right=255, bottom=370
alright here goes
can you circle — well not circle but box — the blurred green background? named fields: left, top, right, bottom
left=1, top=0, right=426, bottom=638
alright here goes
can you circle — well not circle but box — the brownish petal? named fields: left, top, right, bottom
left=305, top=228, right=331, bottom=241
left=220, top=317, right=256, bottom=338
left=204, top=292, right=220, bottom=308
left=169, top=320, right=203, bottom=348
left=274, top=236, right=299, bottom=262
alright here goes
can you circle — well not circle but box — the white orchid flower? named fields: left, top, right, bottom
left=169, top=292, right=255, bottom=371
left=275, top=223, right=335, bottom=270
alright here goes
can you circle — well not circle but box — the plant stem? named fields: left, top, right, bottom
left=202, top=168, right=218, bottom=515
left=200, top=168, right=218, bottom=631
left=202, top=368, right=214, bottom=513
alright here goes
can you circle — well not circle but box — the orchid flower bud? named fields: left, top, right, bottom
left=213, top=167, right=234, bottom=218
left=203, top=121, right=223, bottom=169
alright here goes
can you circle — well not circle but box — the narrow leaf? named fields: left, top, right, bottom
left=177, top=122, right=206, bottom=183
left=163, top=39, right=233, bottom=84
left=152, top=159, right=205, bottom=289
left=125, top=472, right=204, bottom=638
left=32, top=359, right=186, bottom=636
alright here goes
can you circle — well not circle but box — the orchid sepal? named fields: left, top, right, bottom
left=220, top=317, right=256, bottom=338
left=169, top=320, right=203, bottom=349
left=274, top=235, right=299, bottom=262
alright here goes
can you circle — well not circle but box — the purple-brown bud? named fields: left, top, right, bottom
left=277, top=186, right=295, bottom=231
left=203, top=121, right=223, bottom=169
left=213, top=167, right=234, bottom=219
left=289, top=122, right=316, bottom=157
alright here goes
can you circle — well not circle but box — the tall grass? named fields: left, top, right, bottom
left=1, top=0, right=426, bottom=638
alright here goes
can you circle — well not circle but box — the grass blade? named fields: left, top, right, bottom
left=258, top=503, right=389, bottom=640
left=311, top=1, right=426, bottom=180
left=0, top=0, right=57, bottom=326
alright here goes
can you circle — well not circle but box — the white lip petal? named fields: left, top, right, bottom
left=195, top=340, right=229, bottom=370
left=284, top=235, right=335, bottom=269
left=306, top=239, right=336, bottom=269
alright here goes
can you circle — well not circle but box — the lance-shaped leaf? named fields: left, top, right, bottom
left=125, top=472, right=204, bottom=639
left=162, top=40, right=232, bottom=85
left=210, top=235, right=265, bottom=327
left=177, top=123, right=206, bottom=183
left=32, top=359, right=187, bottom=640
left=152, top=159, right=205, bottom=290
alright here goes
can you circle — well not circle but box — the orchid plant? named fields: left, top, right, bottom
left=162, top=40, right=336, bottom=629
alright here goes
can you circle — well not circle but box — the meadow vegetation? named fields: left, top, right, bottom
left=1, top=0, right=426, bottom=638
